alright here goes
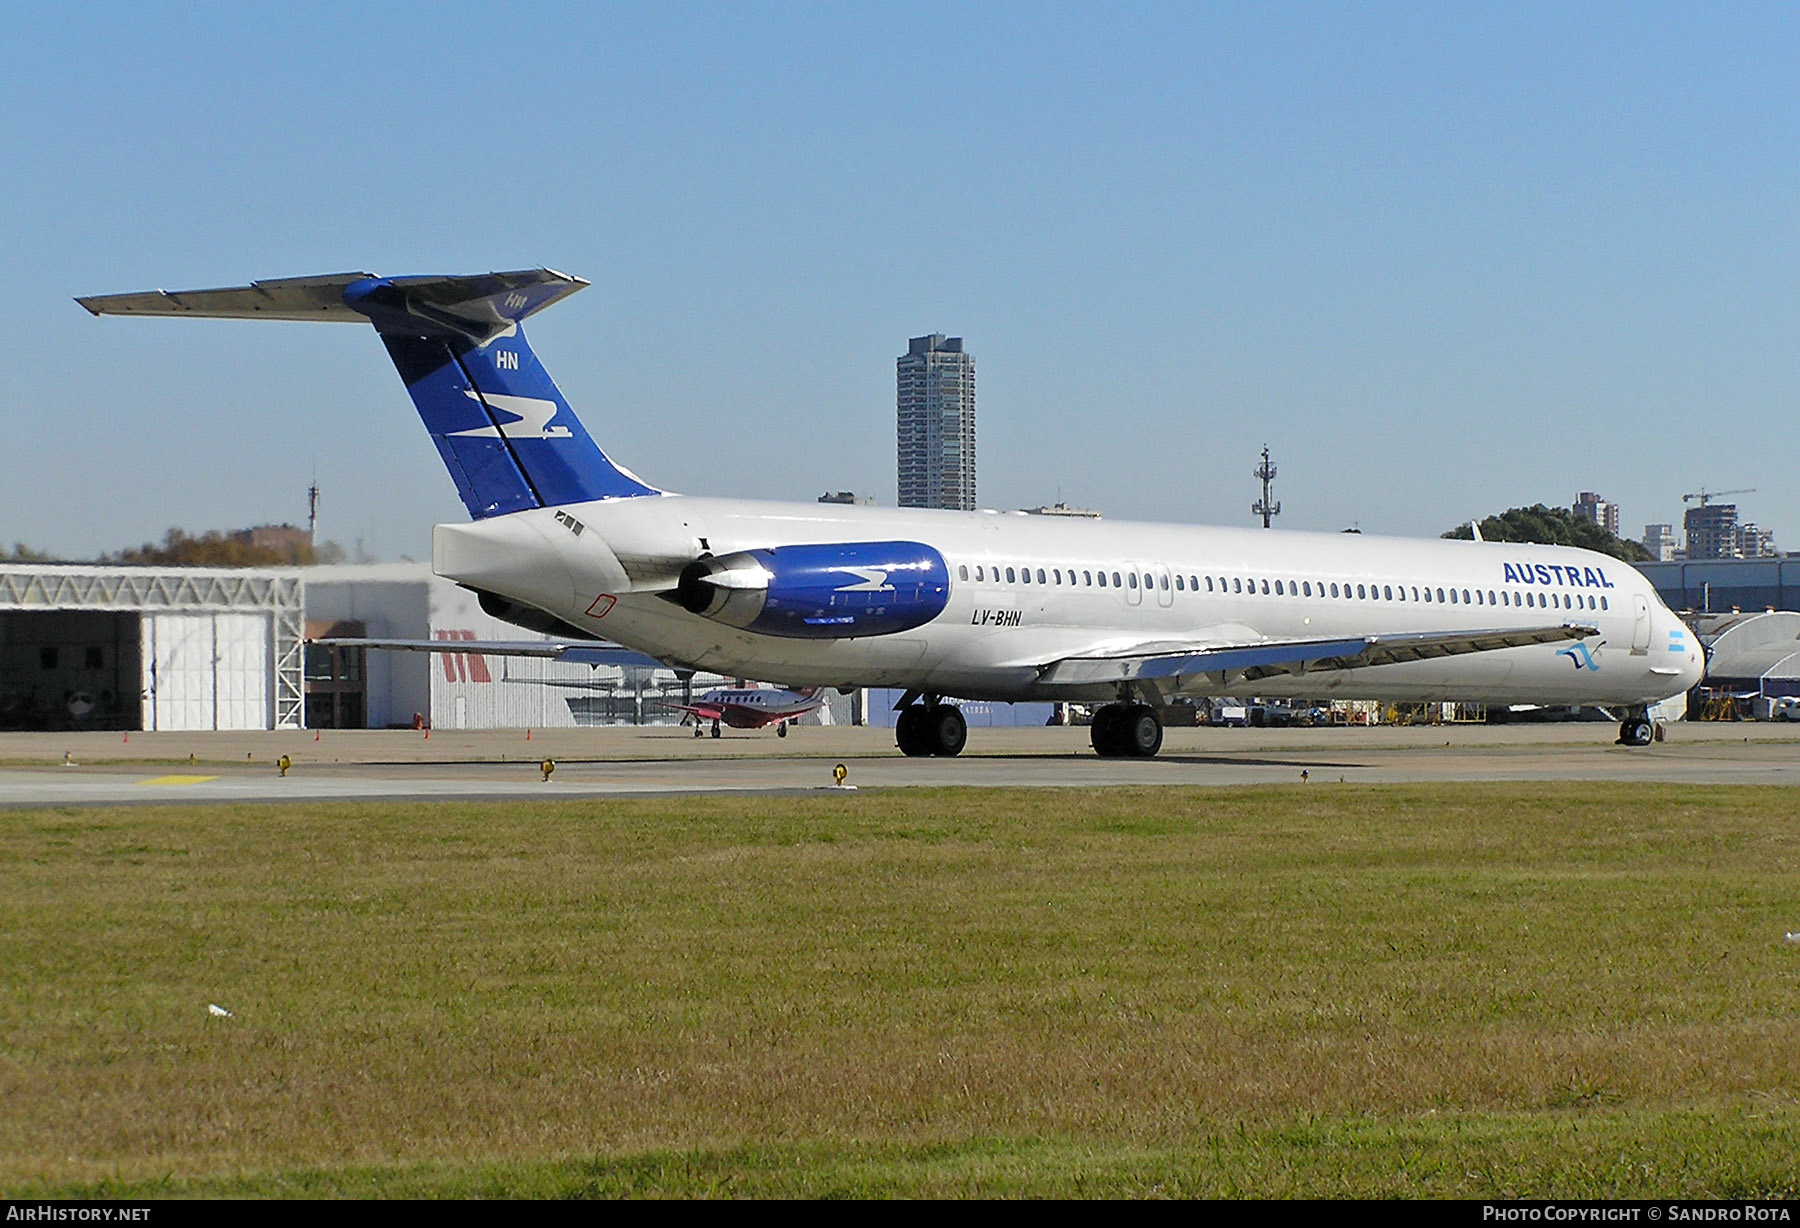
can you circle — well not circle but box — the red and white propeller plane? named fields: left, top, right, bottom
left=675, top=685, right=824, bottom=738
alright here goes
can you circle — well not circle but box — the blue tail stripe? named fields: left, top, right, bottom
left=381, top=334, right=538, bottom=518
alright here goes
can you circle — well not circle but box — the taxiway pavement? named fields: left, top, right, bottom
left=0, top=723, right=1795, bottom=807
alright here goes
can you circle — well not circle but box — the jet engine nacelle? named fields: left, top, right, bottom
left=676, top=541, right=950, bottom=639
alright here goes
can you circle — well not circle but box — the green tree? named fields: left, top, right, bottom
left=107, top=527, right=325, bottom=567
left=1442, top=504, right=1653, bottom=563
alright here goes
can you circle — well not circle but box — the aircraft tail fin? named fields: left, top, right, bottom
left=78, top=269, right=661, bottom=518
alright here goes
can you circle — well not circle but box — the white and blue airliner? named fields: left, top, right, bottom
left=78, top=269, right=1704, bottom=757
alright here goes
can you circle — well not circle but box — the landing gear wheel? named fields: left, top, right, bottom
left=1125, top=704, right=1164, bottom=757
left=710, top=720, right=722, bottom=739
left=1092, top=703, right=1164, bottom=757
left=1619, top=718, right=1653, bottom=747
left=928, top=705, right=967, bottom=757
left=778, top=722, right=788, bottom=738
left=896, top=705, right=932, bottom=757
left=1091, top=704, right=1128, bottom=756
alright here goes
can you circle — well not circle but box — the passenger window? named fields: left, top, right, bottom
left=1462, top=589, right=1471, bottom=604
left=1190, top=576, right=1199, bottom=590
left=1097, top=572, right=1108, bottom=588
left=1601, top=596, right=1609, bottom=611
left=1022, top=568, right=1032, bottom=584
left=1260, top=579, right=1270, bottom=595
left=1489, top=591, right=1497, bottom=605
left=1129, top=573, right=1139, bottom=590
left=958, top=565, right=968, bottom=581
left=1424, top=588, right=1433, bottom=602
left=1037, top=568, right=1046, bottom=585
left=1232, top=577, right=1242, bottom=593
left=1113, top=572, right=1123, bottom=587
left=1397, top=585, right=1406, bottom=601
left=1436, top=588, right=1446, bottom=603
left=1143, top=573, right=1153, bottom=589
left=1330, top=582, right=1339, bottom=598
left=1175, top=575, right=1184, bottom=591
left=1053, top=569, right=1062, bottom=585
left=1302, top=581, right=1311, bottom=597
left=1275, top=579, right=1284, bottom=596
left=1005, top=567, right=1016, bottom=583
left=1356, top=584, right=1366, bottom=599
left=1449, top=588, right=1458, bottom=604
left=975, top=565, right=984, bottom=581
left=1084, top=570, right=1093, bottom=586
left=1160, top=574, right=1169, bottom=591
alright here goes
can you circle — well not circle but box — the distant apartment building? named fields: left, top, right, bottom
left=897, top=334, right=975, bottom=511
left=1684, top=503, right=1742, bottom=560
left=817, top=491, right=874, bottom=506
left=1739, top=522, right=1779, bottom=559
left=1573, top=492, right=1620, bottom=537
left=1642, top=523, right=1678, bottom=562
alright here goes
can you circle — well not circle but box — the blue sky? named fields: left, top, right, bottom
left=6, top=3, right=1796, bottom=559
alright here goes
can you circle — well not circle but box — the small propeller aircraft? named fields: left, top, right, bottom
left=673, top=685, right=824, bottom=738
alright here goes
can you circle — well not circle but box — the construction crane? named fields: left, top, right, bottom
left=1683, top=487, right=1754, bottom=506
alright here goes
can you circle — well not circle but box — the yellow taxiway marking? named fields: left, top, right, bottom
left=137, top=774, right=219, bottom=786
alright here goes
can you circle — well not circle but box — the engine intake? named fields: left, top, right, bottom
left=676, top=541, right=949, bottom=639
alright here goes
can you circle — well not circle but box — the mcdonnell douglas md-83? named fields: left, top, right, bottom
left=78, top=269, right=1704, bottom=757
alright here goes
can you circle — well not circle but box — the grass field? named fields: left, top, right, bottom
left=3, top=784, right=1799, bottom=1198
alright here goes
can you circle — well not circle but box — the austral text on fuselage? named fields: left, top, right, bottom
left=1503, top=562, right=1617, bottom=589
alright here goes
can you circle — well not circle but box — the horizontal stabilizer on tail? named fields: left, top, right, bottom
left=77, top=269, right=588, bottom=335
left=78, top=268, right=660, bottom=517
left=77, top=272, right=376, bottom=321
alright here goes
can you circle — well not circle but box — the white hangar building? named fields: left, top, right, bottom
left=0, top=564, right=304, bottom=732
left=301, top=562, right=737, bottom=731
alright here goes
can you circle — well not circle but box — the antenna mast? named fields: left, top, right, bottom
left=1252, top=445, right=1281, bottom=529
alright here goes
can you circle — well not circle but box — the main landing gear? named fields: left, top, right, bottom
left=896, top=701, right=967, bottom=757
left=1090, top=702, right=1164, bottom=758
left=1617, top=716, right=1656, bottom=747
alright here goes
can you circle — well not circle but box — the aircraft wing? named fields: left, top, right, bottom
left=1037, top=623, right=1597, bottom=689
left=309, top=637, right=668, bottom=669
left=674, top=703, right=729, bottom=721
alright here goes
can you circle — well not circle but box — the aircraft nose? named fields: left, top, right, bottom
left=1683, top=631, right=1707, bottom=690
